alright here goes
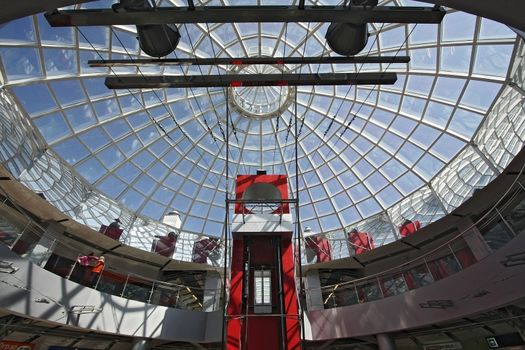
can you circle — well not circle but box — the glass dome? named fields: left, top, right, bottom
left=0, top=0, right=520, bottom=237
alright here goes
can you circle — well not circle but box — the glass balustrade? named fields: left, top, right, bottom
left=307, top=181, right=524, bottom=310
left=0, top=197, right=223, bottom=312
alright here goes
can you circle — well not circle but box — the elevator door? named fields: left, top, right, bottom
left=244, top=237, right=281, bottom=350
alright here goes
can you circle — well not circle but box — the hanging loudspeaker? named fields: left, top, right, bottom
left=325, top=22, right=369, bottom=56
left=137, top=24, right=180, bottom=58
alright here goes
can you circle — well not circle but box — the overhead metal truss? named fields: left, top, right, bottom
left=45, top=6, right=446, bottom=26
left=105, top=72, right=397, bottom=89
left=88, top=56, right=411, bottom=67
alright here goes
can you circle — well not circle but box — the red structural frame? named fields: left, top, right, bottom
left=234, top=174, right=289, bottom=214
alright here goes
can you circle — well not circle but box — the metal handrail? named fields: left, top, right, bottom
left=305, top=163, right=525, bottom=301
left=0, top=206, right=223, bottom=312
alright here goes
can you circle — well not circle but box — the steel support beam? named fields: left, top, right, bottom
left=45, top=6, right=445, bottom=26
left=0, top=0, right=95, bottom=24
left=417, top=0, right=525, bottom=32
left=105, top=72, right=397, bottom=89
left=89, top=55, right=410, bottom=67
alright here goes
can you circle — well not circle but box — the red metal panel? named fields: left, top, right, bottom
left=399, top=220, right=421, bottom=237
left=455, top=247, right=477, bottom=269
left=191, top=238, right=219, bottom=263
left=235, top=174, right=289, bottom=214
left=0, top=341, right=35, bottom=350
left=99, top=225, right=123, bottom=240
left=247, top=317, right=281, bottom=350
left=281, top=237, right=301, bottom=350
left=349, top=231, right=375, bottom=255
left=151, top=235, right=177, bottom=257
left=305, top=236, right=332, bottom=262
left=226, top=239, right=244, bottom=350
left=249, top=236, right=275, bottom=265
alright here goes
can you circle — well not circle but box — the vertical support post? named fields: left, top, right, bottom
left=457, top=217, right=491, bottom=260
left=423, top=257, right=434, bottom=283
left=94, top=270, right=103, bottom=290
left=376, top=276, right=385, bottom=299
left=131, top=339, right=150, bottom=350
left=175, top=287, right=181, bottom=307
left=304, top=270, right=324, bottom=311
left=221, top=88, right=230, bottom=350
left=203, top=271, right=222, bottom=312
left=148, top=281, right=156, bottom=304
left=496, top=207, right=518, bottom=237
left=67, top=255, right=79, bottom=280
left=400, top=272, right=410, bottom=294
left=294, top=89, right=305, bottom=347
left=377, top=333, right=397, bottom=350
left=276, top=237, right=287, bottom=350
left=10, top=221, right=30, bottom=251
left=121, top=274, right=130, bottom=297
left=447, top=244, right=463, bottom=271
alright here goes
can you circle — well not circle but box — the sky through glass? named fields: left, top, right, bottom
left=0, top=0, right=519, bottom=235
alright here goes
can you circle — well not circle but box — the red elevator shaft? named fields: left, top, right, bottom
left=226, top=173, right=300, bottom=349
left=226, top=235, right=300, bottom=350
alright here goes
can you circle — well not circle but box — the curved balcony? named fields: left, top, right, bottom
left=0, top=191, right=222, bottom=314
left=0, top=243, right=222, bottom=343
left=301, top=144, right=525, bottom=340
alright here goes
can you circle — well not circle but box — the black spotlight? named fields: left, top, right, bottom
left=325, top=22, right=369, bottom=56
left=113, top=0, right=180, bottom=58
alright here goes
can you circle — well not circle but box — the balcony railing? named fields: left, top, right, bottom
left=304, top=176, right=525, bottom=310
left=0, top=196, right=222, bottom=312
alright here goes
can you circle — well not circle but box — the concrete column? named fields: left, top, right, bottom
left=203, top=271, right=221, bottom=312
left=377, top=333, right=396, bottom=350
left=457, top=217, right=491, bottom=260
left=304, top=269, right=324, bottom=311
left=131, top=339, right=150, bottom=350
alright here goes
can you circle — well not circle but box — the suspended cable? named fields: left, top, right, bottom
left=283, top=22, right=311, bottom=148
left=182, top=23, right=247, bottom=177
left=204, top=22, right=240, bottom=145
left=294, top=22, right=318, bottom=143
left=108, top=27, right=227, bottom=190
left=339, top=23, right=417, bottom=139
left=295, top=23, right=387, bottom=232
left=281, top=22, right=316, bottom=203
left=182, top=24, right=221, bottom=142
left=272, top=22, right=289, bottom=170
left=201, top=22, right=245, bottom=176
left=79, top=29, right=176, bottom=143
left=220, top=90, right=230, bottom=350
left=80, top=26, right=228, bottom=216
left=298, top=23, right=417, bottom=234
left=323, top=23, right=385, bottom=138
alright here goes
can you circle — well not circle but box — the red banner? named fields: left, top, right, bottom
left=0, top=341, right=35, bottom=350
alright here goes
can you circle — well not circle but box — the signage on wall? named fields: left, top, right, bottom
left=423, top=342, right=463, bottom=350
left=0, top=341, right=35, bottom=350
left=486, top=333, right=525, bottom=348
